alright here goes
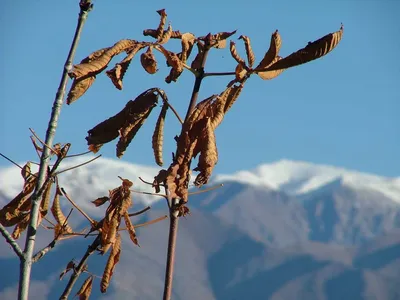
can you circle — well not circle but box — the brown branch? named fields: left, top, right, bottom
left=59, top=234, right=100, bottom=300
left=55, top=155, right=101, bottom=175
left=0, top=223, right=24, bottom=259
left=131, top=189, right=168, bottom=199
left=59, top=187, right=95, bottom=226
left=188, top=183, right=224, bottom=195
left=65, top=150, right=91, bottom=158
left=29, top=128, right=57, bottom=156
left=138, top=176, right=159, bottom=186
left=156, top=89, right=184, bottom=124
left=119, top=214, right=168, bottom=230
left=128, top=206, right=151, bottom=217
left=203, top=71, right=236, bottom=77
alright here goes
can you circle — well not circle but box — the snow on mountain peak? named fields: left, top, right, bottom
left=214, top=159, right=400, bottom=202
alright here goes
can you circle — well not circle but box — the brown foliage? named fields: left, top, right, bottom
left=51, top=186, right=73, bottom=233
left=86, top=89, right=159, bottom=157
left=229, top=41, right=245, bottom=65
left=140, top=46, right=158, bottom=74
left=239, top=35, right=255, bottom=67
left=152, top=103, right=168, bottom=166
left=91, top=196, right=110, bottom=207
left=255, top=30, right=282, bottom=71
left=76, top=275, right=93, bottom=300
left=59, top=260, right=76, bottom=280
left=101, top=233, right=121, bottom=293
left=257, top=56, right=285, bottom=80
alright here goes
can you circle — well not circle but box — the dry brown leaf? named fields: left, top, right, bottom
left=106, top=43, right=145, bottom=90
left=158, top=23, right=173, bottom=44
left=155, top=9, right=167, bottom=40
left=158, top=45, right=183, bottom=73
left=229, top=41, right=245, bottom=65
left=180, top=33, right=196, bottom=63
left=11, top=213, right=30, bottom=239
left=200, top=30, right=237, bottom=49
left=165, top=67, right=183, bottom=83
left=76, top=275, right=93, bottom=300
left=255, top=30, right=282, bottom=71
left=92, top=196, right=110, bottom=207
left=143, top=28, right=182, bottom=39
left=59, top=260, right=75, bottom=280
left=101, top=233, right=121, bottom=293
left=123, top=213, right=139, bottom=246
left=193, top=118, right=218, bottom=186
left=69, top=40, right=136, bottom=80
left=66, top=75, right=96, bottom=105
left=265, top=25, right=344, bottom=71
left=86, top=89, right=159, bottom=157
left=152, top=103, right=168, bottom=166
left=257, top=56, right=285, bottom=80
left=235, top=63, right=247, bottom=81
left=140, top=46, right=158, bottom=74
left=153, top=169, right=167, bottom=193
left=21, top=162, right=31, bottom=181
left=51, top=186, right=73, bottom=233
left=190, top=42, right=205, bottom=69
left=239, top=35, right=255, bottom=67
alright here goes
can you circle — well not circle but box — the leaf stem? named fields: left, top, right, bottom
left=203, top=71, right=236, bottom=77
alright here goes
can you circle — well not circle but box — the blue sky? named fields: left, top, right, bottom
left=0, top=0, right=399, bottom=177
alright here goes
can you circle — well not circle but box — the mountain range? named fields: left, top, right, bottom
left=1, top=157, right=400, bottom=299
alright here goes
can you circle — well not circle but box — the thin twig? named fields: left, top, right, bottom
left=59, top=234, right=100, bottom=300
left=55, top=155, right=101, bottom=175
left=157, top=89, right=184, bottom=124
left=128, top=206, right=151, bottom=217
left=19, top=3, right=93, bottom=297
left=0, top=223, right=24, bottom=259
left=0, top=154, right=38, bottom=178
left=29, top=128, right=57, bottom=156
left=30, top=136, right=43, bottom=159
left=65, top=150, right=91, bottom=158
left=60, top=187, right=95, bottom=226
left=188, top=183, right=224, bottom=196
left=138, top=176, right=159, bottom=186
left=32, top=209, right=74, bottom=263
left=203, top=71, right=236, bottom=77
left=131, top=189, right=168, bottom=199
left=119, top=214, right=168, bottom=230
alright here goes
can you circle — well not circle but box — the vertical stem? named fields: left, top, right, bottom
left=18, top=2, right=92, bottom=300
left=162, top=47, right=211, bottom=300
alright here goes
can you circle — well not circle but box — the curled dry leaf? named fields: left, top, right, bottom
left=200, top=30, right=237, bottom=49
left=59, top=260, right=76, bottom=280
left=92, top=196, right=110, bottom=207
left=158, top=23, right=173, bottom=44
left=106, top=43, right=145, bottom=90
left=143, top=28, right=182, bottom=39
left=86, top=89, right=159, bottom=157
left=255, top=30, right=282, bottom=71
left=264, top=25, right=344, bottom=72
left=155, top=9, right=167, bottom=41
left=193, top=118, right=218, bottom=186
left=165, top=67, right=183, bottom=83
left=51, top=186, right=73, bottom=233
left=69, top=40, right=137, bottom=80
left=21, top=162, right=31, bottom=181
left=158, top=45, right=183, bottom=73
left=152, top=103, right=168, bottom=166
left=67, top=48, right=109, bottom=104
left=229, top=41, right=245, bottom=65
left=140, top=46, right=158, bottom=74
left=235, top=63, right=247, bottom=81
left=76, top=275, right=94, bottom=300
left=123, top=213, right=139, bottom=246
left=180, top=33, right=196, bottom=63
left=101, top=233, right=121, bottom=293
left=239, top=35, right=255, bottom=68
left=153, top=169, right=168, bottom=193
left=11, top=213, right=30, bottom=239
left=257, top=56, right=285, bottom=80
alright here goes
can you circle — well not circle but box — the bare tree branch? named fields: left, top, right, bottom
left=0, top=223, right=24, bottom=259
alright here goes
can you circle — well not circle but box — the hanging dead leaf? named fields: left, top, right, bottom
left=21, top=162, right=31, bottom=181
left=235, top=63, right=247, bottom=81
left=76, top=275, right=93, bottom=300
left=106, top=43, right=145, bottom=90
left=86, top=89, right=159, bottom=157
left=257, top=56, right=285, bottom=80
left=101, top=233, right=121, bottom=293
left=239, top=35, right=255, bottom=68
left=180, top=33, right=196, bottom=63
left=92, top=196, right=110, bottom=207
left=123, top=213, right=139, bottom=246
left=69, top=40, right=137, bottom=80
left=200, top=30, right=237, bottom=49
left=140, top=46, right=158, bottom=74
left=255, top=30, right=282, bottom=71
left=229, top=41, right=245, bottom=65
left=155, top=9, right=167, bottom=41
left=143, top=28, right=182, bottom=39
left=59, top=260, right=76, bottom=280
left=157, top=45, right=183, bottom=73
left=11, top=213, right=30, bottom=239
left=158, top=23, right=173, bottom=44
left=165, top=67, right=183, bottom=83
left=152, top=103, right=168, bottom=166
left=40, top=179, right=54, bottom=218
left=51, top=186, right=72, bottom=233
left=153, top=169, right=167, bottom=193
left=265, top=25, right=343, bottom=71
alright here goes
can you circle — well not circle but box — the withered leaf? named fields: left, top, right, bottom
left=180, top=33, right=196, bottom=63
left=200, top=30, right=237, bottom=49
left=76, top=275, right=93, bottom=300
left=153, top=169, right=167, bottom=193
left=106, top=43, right=145, bottom=90
left=140, top=46, right=158, bottom=74
left=92, top=196, right=110, bottom=207
left=257, top=56, right=285, bottom=80
left=101, top=233, right=121, bottom=293
left=143, top=28, right=182, bottom=39
left=264, top=25, right=343, bottom=71
left=152, top=103, right=168, bottom=166
left=255, top=30, right=282, bottom=71
left=158, top=45, right=183, bottom=73
left=239, top=35, right=255, bottom=68
left=69, top=40, right=136, bottom=80
left=40, top=179, right=54, bottom=218
left=158, top=23, right=173, bottom=44
left=235, top=63, right=247, bottom=81
left=51, top=186, right=73, bottom=233
left=11, top=213, right=30, bottom=239
left=59, top=260, right=75, bottom=280
left=123, top=213, right=139, bottom=246
left=191, top=42, right=205, bottom=70
left=21, top=162, right=31, bottom=181
left=86, top=89, right=159, bottom=157
left=229, top=41, right=245, bottom=65
left=155, top=9, right=167, bottom=41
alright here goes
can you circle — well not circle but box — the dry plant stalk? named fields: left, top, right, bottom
left=0, top=5, right=343, bottom=300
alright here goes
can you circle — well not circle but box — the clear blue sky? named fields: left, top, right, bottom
left=0, top=0, right=399, bottom=177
